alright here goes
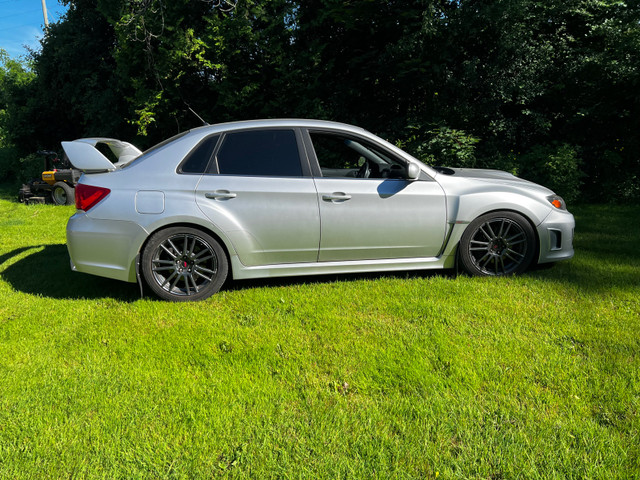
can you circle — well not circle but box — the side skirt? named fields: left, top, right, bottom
left=231, top=254, right=455, bottom=280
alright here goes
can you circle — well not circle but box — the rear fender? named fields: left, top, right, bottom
left=140, top=216, right=239, bottom=265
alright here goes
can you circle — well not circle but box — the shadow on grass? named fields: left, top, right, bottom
left=1, top=245, right=139, bottom=301
left=0, top=246, right=36, bottom=266
left=1, top=243, right=458, bottom=300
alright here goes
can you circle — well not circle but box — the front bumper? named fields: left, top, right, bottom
left=536, top=208, right=575, bottom=264
left=66, top=213, right=148, bottom=283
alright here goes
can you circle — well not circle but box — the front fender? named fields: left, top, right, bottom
left=438, top=191, right=554, bottom=262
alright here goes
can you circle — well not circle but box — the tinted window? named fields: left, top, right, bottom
left=312, top=134, right=362, bottom=171
left=310, top=132, right=406, bottom=179
left=216, top=129, right=302, bottom=176
left=180, top=134, right=219, bottom=174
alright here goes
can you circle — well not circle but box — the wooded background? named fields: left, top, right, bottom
left=1, top=0, right=639, bottom=203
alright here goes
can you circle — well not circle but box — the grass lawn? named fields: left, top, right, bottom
left=0, top=186, right=638, bottom=478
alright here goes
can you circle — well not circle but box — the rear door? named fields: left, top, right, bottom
left=195, top=128, right=320, bottom=267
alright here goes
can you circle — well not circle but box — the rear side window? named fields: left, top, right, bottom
left=179, top=134, right=219, bottom=174
left=215, top=129, right=302, bottom=177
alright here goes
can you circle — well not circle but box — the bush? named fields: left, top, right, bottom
left=401, top=126, right=480, bottom=168
left=479, top=151, right=519, bottom=176
left=0, top=149, right=43, bottom=186
left=18, top=153, right=44, bottom=182
left=517, top=144, right=583, bottom=203
left=0, top=146, right=19, bottom=182
left=599, top=150, right=640, bottom=203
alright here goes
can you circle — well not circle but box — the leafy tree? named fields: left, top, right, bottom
left=2, top=0, right=639, bottom=200
left=433, top=0, right=640, bottom=200
left=0, top=50, right=35, bottom=181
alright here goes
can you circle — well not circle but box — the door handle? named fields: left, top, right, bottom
left=322, top=192, right=352, bottom=202
left=205, top=190, right=237, bottom=200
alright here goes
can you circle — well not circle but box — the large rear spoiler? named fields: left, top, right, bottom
left=61, top=138, right=142, bottom=173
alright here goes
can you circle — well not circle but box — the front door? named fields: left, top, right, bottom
left=307, top=131, right=447, bottom=262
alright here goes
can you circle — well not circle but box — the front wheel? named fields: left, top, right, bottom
left=141, top=227, right=228, bottom=301
left=459, top=211, right=536, bottom=276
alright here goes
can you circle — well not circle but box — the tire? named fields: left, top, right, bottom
left=459, top=211, right=536, bottom=276
left=52, top=181, right=75, bottom=205
left=141, top=227, right=228, bottom=301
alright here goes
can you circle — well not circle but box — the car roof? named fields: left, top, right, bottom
left=189, top=118, right=371, bottom=136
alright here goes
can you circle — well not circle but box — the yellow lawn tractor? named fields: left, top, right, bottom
left=18, top=150, right=82, bottom=205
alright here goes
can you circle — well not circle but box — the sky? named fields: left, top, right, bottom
left=0, top=0, right=68, bottom=59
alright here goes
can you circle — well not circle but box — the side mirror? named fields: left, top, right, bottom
left=406, top=163, right=420, bottom=181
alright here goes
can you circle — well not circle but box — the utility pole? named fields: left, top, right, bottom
left=41, top=0, right=49, bottom=28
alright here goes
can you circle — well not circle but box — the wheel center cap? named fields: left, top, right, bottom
left=491, top=240, right=506, bottom=255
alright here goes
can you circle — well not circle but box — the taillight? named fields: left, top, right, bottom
left=75, top=183, right=111, bottom=211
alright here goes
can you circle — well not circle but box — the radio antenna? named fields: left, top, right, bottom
left=187, top=106, right=209, bottom=126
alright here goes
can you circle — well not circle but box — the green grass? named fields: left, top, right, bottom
left=0, top=187, right=638, bottom=479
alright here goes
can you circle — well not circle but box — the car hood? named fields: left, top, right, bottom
left=441, top=167, right=555, bottom=195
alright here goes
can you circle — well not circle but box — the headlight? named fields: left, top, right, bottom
left=547, top=195, right=567, bottom=210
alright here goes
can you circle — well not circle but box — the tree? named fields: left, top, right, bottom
left=0, top=50, right=35, bottom=181
left=432, top=0, right=640, bottom=200
left=3, top=0, right=639, bottom=200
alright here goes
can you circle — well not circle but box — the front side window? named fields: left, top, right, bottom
left=215, top=129, right=302, bottom=177
left=310, top=132, right=407, bottom=179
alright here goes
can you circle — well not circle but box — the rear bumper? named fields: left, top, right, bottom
left=537, top=209, right=575, bottom=264
left=66, top=213, right=147, bottom=283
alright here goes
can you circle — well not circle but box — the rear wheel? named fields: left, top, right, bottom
left=459, top=211, right=536, bottom=276
left=52, top=181, right=74, bottom=205
left=141, top=227, right=228, bottom=301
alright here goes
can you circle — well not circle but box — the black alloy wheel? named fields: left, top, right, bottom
left=459, top=211, right=536, bottom=276
left=141, top=227, right=228, bottom=301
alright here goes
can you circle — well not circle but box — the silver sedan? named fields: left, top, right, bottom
left=63, top=119, right=574, bottom=301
